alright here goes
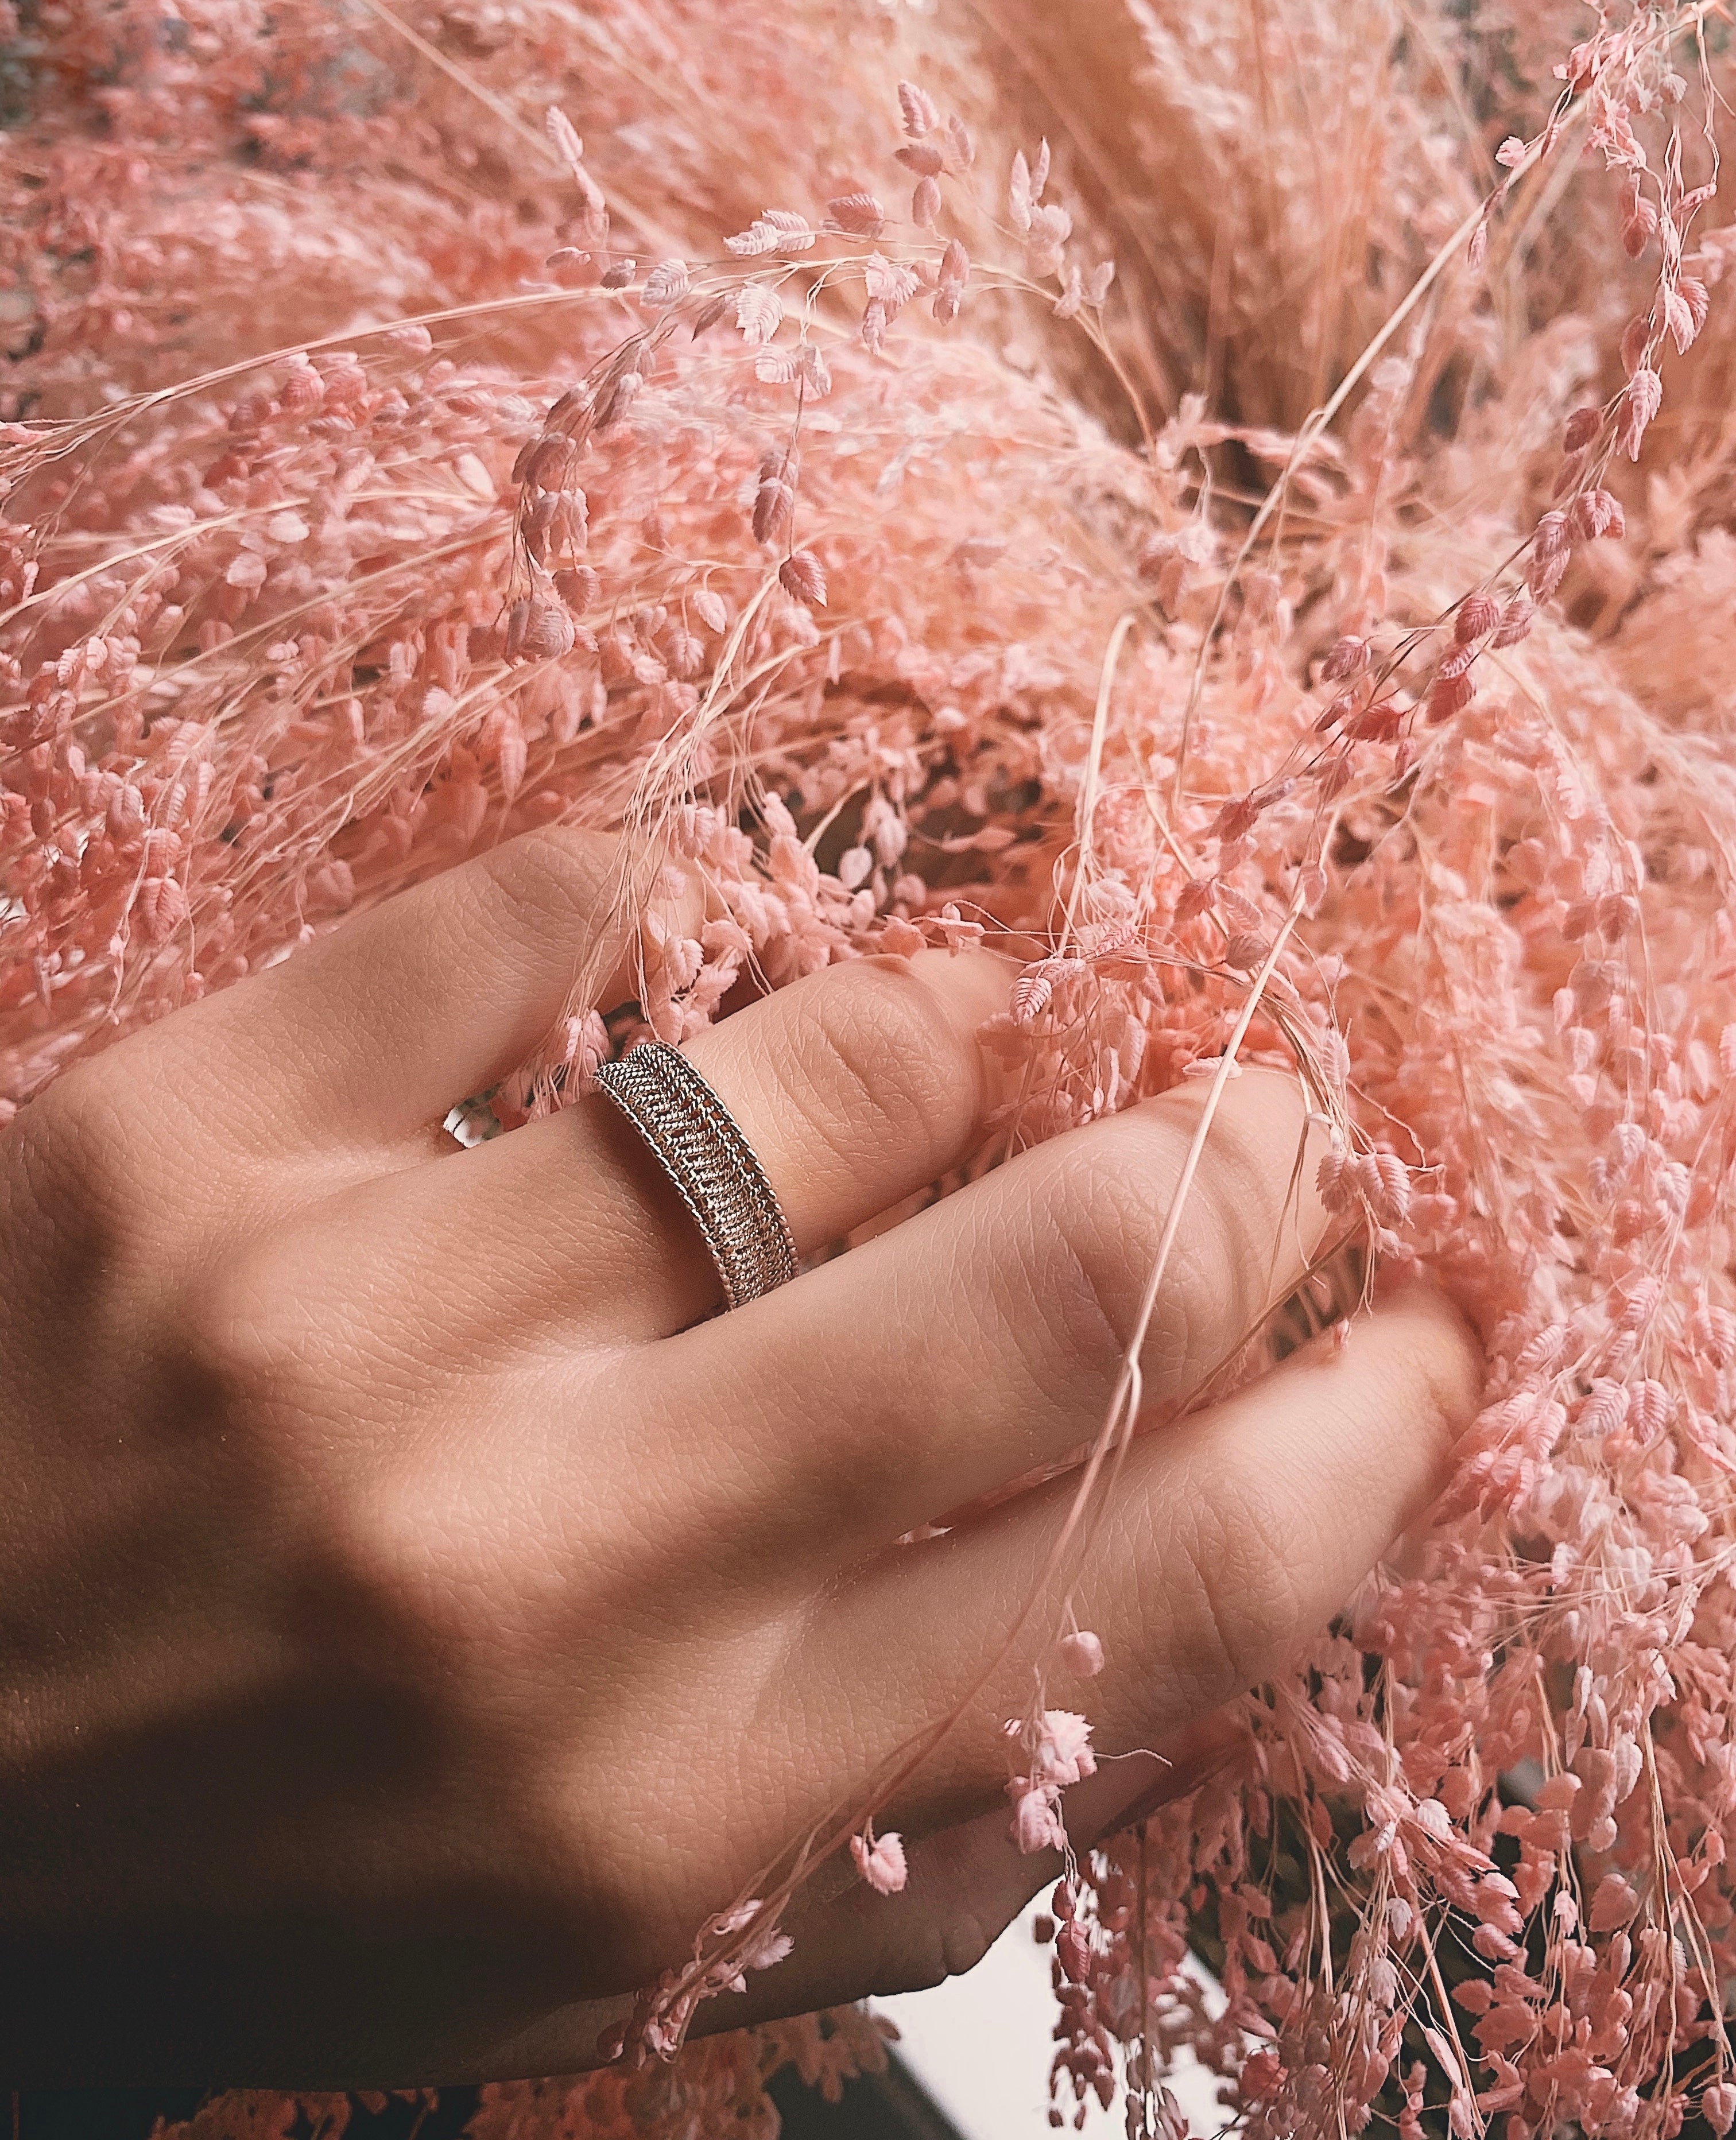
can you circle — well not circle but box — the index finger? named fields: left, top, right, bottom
left=130, top=828, right=687, bottom=1154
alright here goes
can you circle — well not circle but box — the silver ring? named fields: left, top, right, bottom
left=591, top=1040, right=799, bottom=1310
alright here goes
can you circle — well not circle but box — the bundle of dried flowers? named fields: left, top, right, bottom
left=5, top=1, right=1736, bottom=2134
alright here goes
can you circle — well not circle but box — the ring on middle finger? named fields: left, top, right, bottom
left=592, top=1040, right=799, bottom=1311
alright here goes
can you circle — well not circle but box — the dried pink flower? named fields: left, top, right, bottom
left=849, top=1829, right=908, bottom=1895
left=1618, top=365, right=1664, bottom=458
left=1563, top=405, right=1603, bottom=451
left=1452, top=592, right=1500, bottom=644
left=897, top=80, right=939, bottom=139
left=778, top=550, right=826, bottom=607
left=827, top=192, right=886, bottom=237
left=1320, top=634, right=1369, bottom=682
left=1059, top=1629, right=1105, bottom=1676
left=6, top=5, right=1736, bottom=2134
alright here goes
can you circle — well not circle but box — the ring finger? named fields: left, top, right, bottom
left=803, top=1281, right=1482, bottom=1820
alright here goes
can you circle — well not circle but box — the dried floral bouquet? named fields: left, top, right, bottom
left=4, top=0, right=1736, bottom=2135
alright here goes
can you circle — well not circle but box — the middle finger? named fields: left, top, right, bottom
left=361, top=948, right=1012, bottom=1346
left=584, top=1065, right=1334, bottom=1571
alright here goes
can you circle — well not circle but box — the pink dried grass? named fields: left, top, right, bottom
left=5, top=1, right=1736, bottom=2135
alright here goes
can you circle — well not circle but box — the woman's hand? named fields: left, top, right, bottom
left=0, top=828, right=1481, bottom=2085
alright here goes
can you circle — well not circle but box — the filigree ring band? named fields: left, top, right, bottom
left=592, top=1040, right=799, bottom=1311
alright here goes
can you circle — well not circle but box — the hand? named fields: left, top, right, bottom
left=0, top=828, right=1481, bottom=2085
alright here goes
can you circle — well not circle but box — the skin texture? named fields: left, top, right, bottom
left=0, top=827, right=1483, bottom=2086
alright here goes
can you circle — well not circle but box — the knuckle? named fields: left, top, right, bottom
left=177, top=1242, right=321, bottom=1420
left=469, top=827, right=622, bottom=948
left=2, top=1071, right=154, bottom=1300
left=1016, top=1147, right=1161, bottom=1387
left=8, top=1068, right=134, bottom=1218
left=978, top=1078, right=1323, bottom=1429
left=173, top=1252, right=506, bottom=1688
left=309, top=1414, right=594, bottom=1698
left=315, top=1471, right=486, bottom=1677
left=1053, top=1093, right=1293, bottom=1386
left=1007, top=1208, right=1129, bottom=1409
left=1406, top=1302, right=1486, bottom=1441
left=177, top=1234, right=436, bottom=1459
left=1117, top=1102, right=1258, bottom=1349
left=1161, top=1466, right=1308, bottom=1707
left=786, top=959, right=977, bottom=1174
left=1158, top=1184, right=1256, bottom=1377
